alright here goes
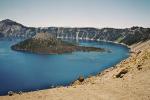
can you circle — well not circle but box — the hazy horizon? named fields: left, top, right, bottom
left=0, top=0, right=150, bottom=28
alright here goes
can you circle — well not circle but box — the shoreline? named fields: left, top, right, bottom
left=3, top=40, right=131, bottom=95
left=72, top=41, right=131, bottom=85
left=1, top=40, right=150, bottom=100
left=71, top=40, right=131, bottom=84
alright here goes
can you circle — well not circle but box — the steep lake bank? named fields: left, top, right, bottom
left=0, top=40, right=129, bottom=95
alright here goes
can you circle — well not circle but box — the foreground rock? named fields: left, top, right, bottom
left=11, top=33, right=105, bottom=54
left=8, top=91, right=15, bottom=96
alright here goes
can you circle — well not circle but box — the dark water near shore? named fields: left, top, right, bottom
left=0, top=40, right=129, bottom=95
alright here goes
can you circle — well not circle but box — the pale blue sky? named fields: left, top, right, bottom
left=0, top=0, right=150, bottom=28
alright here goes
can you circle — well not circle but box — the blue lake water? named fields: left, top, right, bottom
left=0, top=40, right=129, bottom=95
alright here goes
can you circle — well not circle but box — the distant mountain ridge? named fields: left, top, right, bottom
left=0, top=19, right=150, bottom=45
left=0, top=19, right=36, bottom=39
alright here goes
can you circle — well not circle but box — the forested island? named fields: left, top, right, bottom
left=11, top=33, right=105, bottom=54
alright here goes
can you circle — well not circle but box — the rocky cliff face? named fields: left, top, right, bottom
left=120, top=27, right=150, bottom=45
left=0, top=19, right=36, bottom=39
left=0, top=19, right=150, bottom=45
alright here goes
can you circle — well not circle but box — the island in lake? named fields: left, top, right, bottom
left=11, top=32, right=105, bottom=54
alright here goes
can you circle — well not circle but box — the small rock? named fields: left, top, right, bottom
left=78, top=76, right=84, bottom=82
left=18, top=91, right=23, bottom=95
left=137, top=64, right=142, bottom=70
left=137, top=50, right=141, bottom=55
left=116, top=69, right=128, bottom=78
left=8, top=91, right=15, bottom=96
